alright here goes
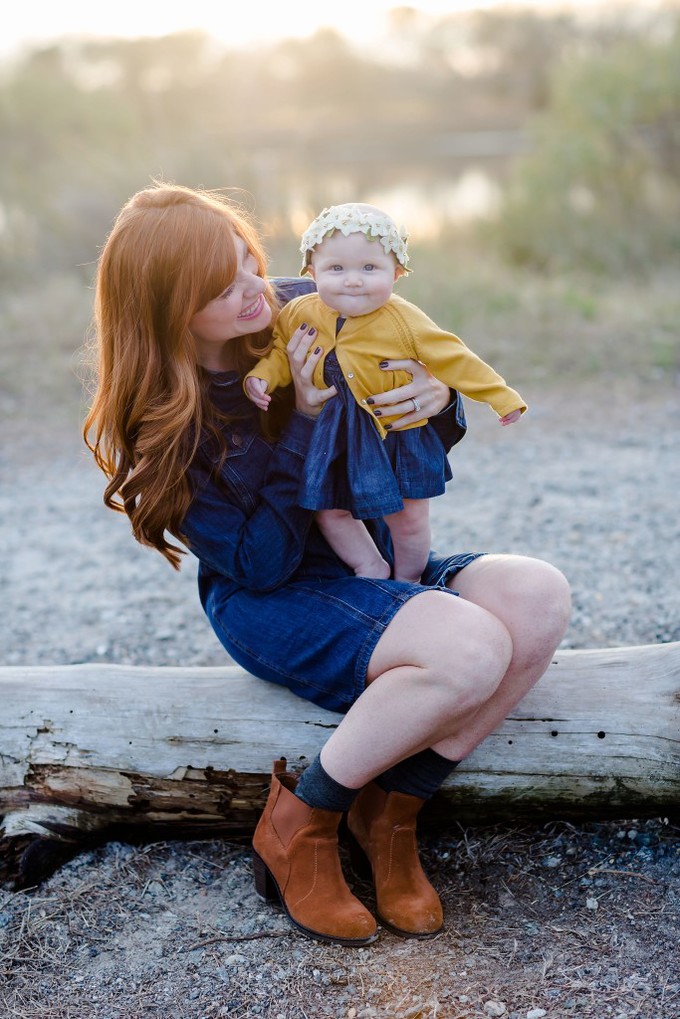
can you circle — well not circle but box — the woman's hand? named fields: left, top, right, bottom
left=367, top=359, right=450, bottom=430
left=286, top=324, right=337, bottom=418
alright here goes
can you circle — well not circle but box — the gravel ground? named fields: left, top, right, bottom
left=1, top=382, right=679, bottom=1018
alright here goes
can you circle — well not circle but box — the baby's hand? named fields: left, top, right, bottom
left=499, top=409, right=522, bottom=426
left=245, top=376, right=271, bottom=410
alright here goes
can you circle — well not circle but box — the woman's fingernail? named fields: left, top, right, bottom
left=374, top=410, right=382, bottom=417
left=384, top=423, right=393, bottom=430
left=300, top=322, right=308, bottom=330
left=314, top=346, right=322, bottom=354
left=379, top=361, right=389, bottom=368
left=308, top=327, right=316, bottom=337
left=366, top=397, right=375, bottom=405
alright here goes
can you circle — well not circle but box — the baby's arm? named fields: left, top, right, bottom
left=243, top=307, right=298, bottom=406
left=407, top=307, right=527, bottom=421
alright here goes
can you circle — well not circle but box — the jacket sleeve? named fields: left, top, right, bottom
left=243, top=310, right=294, bottom=395
left=405, top=305, right=527, bottom=418
left=181, top=412, right=316, bottom=592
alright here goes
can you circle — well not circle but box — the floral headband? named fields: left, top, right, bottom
left=300, top=204, right=411, bottom=275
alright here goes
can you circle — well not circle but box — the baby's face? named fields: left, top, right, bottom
left=309, top=230, right=400, bottom=319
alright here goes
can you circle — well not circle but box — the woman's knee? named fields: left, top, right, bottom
left=432, top=610, right=513, bottom=710
left=454, top=555, right=571, bottom=648
left=368, top=590, right=513, bottom=710
left=511, top=559, right=572, bottom=645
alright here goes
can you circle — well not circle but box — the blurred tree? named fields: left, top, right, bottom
left=463, top=8, right=582, bottom=110
left=493, top=13, right=680, bottom=273
left=0, top=33, right=250, bottom=283
left=1, top=8, right=676, bottom=285
left=0, top=45, right=141, bottom=278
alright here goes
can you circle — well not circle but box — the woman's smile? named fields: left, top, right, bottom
left=238, top=294, right=266, bottom=320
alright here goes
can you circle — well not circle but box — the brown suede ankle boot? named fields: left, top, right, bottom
left=252, top=760, right=378, bottom=946
left=346, top=781, right=443, bottom=938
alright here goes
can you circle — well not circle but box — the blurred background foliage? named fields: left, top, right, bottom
left=2, top=2, right=680, bottom=282
left=1, top=2, right=679, bottom=414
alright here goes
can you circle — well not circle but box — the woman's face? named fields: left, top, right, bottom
left=190, top=236, right=271, bottom=369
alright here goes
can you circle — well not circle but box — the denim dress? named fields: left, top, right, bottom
left=180, top=278, right=483, bottom=714
left=299, top=345, right=453, bottom=519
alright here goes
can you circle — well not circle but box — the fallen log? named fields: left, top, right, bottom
left=1, top=642, right=679, bottom=888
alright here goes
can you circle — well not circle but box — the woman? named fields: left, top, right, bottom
left=85, top=183, right=571, bottom=947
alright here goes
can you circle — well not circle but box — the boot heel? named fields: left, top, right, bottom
left=346, top=829, right=373, bottom=881
left=252, top=851, right=278, bottom=901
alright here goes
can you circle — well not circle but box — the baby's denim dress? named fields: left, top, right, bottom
left=299, top=346, right=453, bottom=519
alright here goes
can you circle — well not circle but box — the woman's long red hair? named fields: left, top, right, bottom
left=83, top=183, right=280, bottom=568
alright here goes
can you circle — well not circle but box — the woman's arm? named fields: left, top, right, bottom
left=182, top=325, right=336, bottom=592
left=182, top=411, right=318, bottom=591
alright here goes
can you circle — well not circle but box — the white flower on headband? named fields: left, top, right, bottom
left=300, top=204, right=410, bottom=272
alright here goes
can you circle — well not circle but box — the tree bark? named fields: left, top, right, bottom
left=1, top=642, right=679, bottom=887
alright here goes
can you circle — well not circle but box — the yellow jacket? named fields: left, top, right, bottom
left=245, top=292, right=527, bottom=439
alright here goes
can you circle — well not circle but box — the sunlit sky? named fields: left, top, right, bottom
left=2, top=1, right=662, bottom=56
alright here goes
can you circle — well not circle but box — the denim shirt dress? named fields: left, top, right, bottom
left=181, top=278, right=483, bottom=713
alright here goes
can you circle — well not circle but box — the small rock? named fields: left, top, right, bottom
left=585, top=896, right=599, bottom=911
left=224, top=953, right=248, bottom=966
left=485, top=1002, right=507, bottom=1017
left=527, top=1010, right=547, bottom=1019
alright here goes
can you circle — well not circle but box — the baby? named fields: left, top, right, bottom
left=245, top=203, right=526, bottom=582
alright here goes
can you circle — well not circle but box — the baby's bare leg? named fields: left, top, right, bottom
left=316, top=509, right=391, bottom=579
left=383, top=498, right=431, bottom=583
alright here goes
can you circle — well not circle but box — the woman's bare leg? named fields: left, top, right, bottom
left=383, top=498, right=431, bottom=582
left=432, top=554, right=571, bottom=760
left=319, top=590, right=514, bottom=787
left=319, top=554, right=570, bottom=788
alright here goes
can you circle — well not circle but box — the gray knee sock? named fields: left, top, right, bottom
left=295, top=754, right=359, bottom=812
left=375, top=748, right=459, bottom=800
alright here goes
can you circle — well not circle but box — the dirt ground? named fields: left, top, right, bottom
left=0, top=817, right=678, bottom=1019
left=1, top=370, right=679, bottom=1017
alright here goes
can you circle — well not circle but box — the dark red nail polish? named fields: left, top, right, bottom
left=309, top=327, right=316, bottom=337
left=384, top=423, right=392, bottom=430
left=379, top=360, right=389, bottom=368
left=374, top=410, right=382, bottom=417
left=314, top=345, right=322, bottom=354
left=366, top=397, right=375, bottom=405
left=300, top=322, right=308, bottom=330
